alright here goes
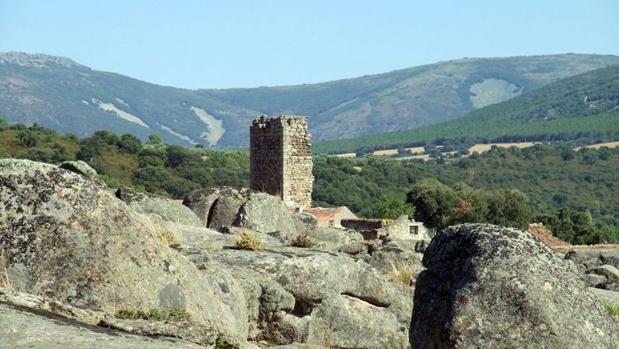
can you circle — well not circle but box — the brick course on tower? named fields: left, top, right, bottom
left=250, top=115, right=313, bottom=209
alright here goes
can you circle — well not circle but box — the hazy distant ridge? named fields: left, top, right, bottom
left=1, top=51, right=617, bottom=147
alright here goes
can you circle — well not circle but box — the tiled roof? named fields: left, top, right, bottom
left=304, top=207, right=356, bottom=223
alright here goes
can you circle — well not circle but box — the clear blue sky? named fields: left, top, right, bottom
left=1, top=0, right=618, bottom=88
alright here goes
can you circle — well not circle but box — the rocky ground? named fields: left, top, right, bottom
left=1, top=159, right=618, bottom=348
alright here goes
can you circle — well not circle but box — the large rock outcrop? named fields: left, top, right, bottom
left=1, top=159, right=423, bottom=348
left=182, top=246, right=412, bottom=348
left=58, top=160, right=102, bottom=184
left=126, top=195, right=203, bottom=227
left=183, top=188, right=300, bottom=240
left=182, top=187, right=251, bottom=230
left=411, top=224, right=619, bottom=349
left=0, top=159, right=248, bottom=340
left=307, top=294, right=408, bottom=348
left=0, top=302, right=205, bottom=349
left=0, top=288, right=252, bottom=349
left=237, top=192, right=298, bottom=239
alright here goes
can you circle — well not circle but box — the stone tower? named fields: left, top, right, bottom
left=250, top=115, right=313, bottom=209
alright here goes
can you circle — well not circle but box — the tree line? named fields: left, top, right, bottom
left=1, top=119, right=618, bottom=244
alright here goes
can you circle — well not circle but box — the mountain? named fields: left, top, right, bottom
left=0, top=52, right=259, bottom=148
left=317, top=64, right=619, bottom=153
left=201, top=54, right=619, bottom=142
left=1, top=51, right=618, bottom=147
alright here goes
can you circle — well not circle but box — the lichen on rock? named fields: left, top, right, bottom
left=411, top=223, right=619, bottom=349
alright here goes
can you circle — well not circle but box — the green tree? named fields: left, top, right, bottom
left=166, top=145, right=201, bottom=168
left=138, top=151, right=166, bottom=168
left=76, top=142, right=96, bottom=162
left=16, top=129, right=38, bottom=147
left=118, top=134, right=143, bottom=154
left=92, top=130, right=120, bottom=146
left=571, top=210, right=596, bottom=244
left=407, top=179, right=457, bottom=230
left=451, top=183, right=489, bottom=224
left=598, top=147, right=612, bottom=160
left=147, top=133, right=163, bottom=145
left=376, top=193, right=415, bottom=219
left=133, top=165, right=199, bottom=198
left=537, top=208, right=601, bottom=244
left=486, top=189, right=532, bottom=229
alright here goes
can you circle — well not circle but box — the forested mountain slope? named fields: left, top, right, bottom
left=317, top=64, right=619, bottom=153
left=2, top=52, right=617, bottom=147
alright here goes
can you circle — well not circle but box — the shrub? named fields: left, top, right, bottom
left=115, top=308, right=190, bottom=321
left=118, top=133, right=143, bottom=154
left=377, top=193, right=415, bottom=220
left=235, top=231, right=264, bottom=251
left=16, top=130, right=38, bottom=147
left=389, top=262, right=413, bottom=286
left=215, top=335, right=238, bottom=349
left=92, top=130, right=120, bottom=146
left=153, top=229, right=182, bottom=246
left=604, top=303, right=619, bottom=319
left=290, top=234, right=317, bottom=248
left=147, top=133, right=163, bottom=145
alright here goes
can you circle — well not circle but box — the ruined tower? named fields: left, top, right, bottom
left=250, top=115, right=313, bottom=209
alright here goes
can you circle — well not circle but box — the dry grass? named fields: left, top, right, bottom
left=406, top=146, right=426, bottom=155
left=116, top=308, right=190, bottom=321
left=372, top=149, right=398, bottom=156
left=0, top=253, right=13, bottom=290
left=528, top=223, right=568, bottom=248
left=290, top=234, right=317, bottom=248
left=153, top=229, right=182, bottom=246
left=389, top=262, right=413, bottom=286
left=469, top=142, right=538, bottom=154
left=235, top=231, right=264, bottom=251
left=575, top=141, right=619, bottom=151
left=393, top=154, right=431, bottom=161
left=333, top=152, right=356, bottom=158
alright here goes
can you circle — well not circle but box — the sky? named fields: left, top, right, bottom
left=1, top=0, right=618, bottom=89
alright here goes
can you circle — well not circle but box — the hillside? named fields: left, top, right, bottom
left=1, top=52, right=618, bottom=147
left=317, top=64, right=619, bottom=153
left=200, top=54, right=619, bottom=141
left=0, top=52, right=260, bottom=148
left=1, top=118, right=618, bottom=244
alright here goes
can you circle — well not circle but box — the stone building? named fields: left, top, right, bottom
left=250, top=115, right=313, bottom=209
left=341, top=216, right=430, bottom=241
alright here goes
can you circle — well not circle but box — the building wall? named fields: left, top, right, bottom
left=250, top=115, right=313, bottom=208
left=250, top=116, right=284, bottom=197
left=341, top=216, right=430, bottom=241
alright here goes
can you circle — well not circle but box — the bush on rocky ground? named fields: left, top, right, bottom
left=290, top=234, right=317, bottom=248
left=235, top=231, right=264, bottom=251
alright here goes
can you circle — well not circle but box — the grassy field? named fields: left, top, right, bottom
left=316, top=111, right=619, bottom=154
left=468, top=142, right=539, bottom=154
left=576, top=141, right=619, bottom=150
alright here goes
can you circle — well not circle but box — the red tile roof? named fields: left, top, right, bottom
left=304, top=207, right=356, bottom=223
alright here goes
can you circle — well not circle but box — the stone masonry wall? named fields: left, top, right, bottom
left=250, top=116, right=284, bottom=197
left=282, top=116, right=313, bottom=209
left=250, top=115, right=313, bottom=209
